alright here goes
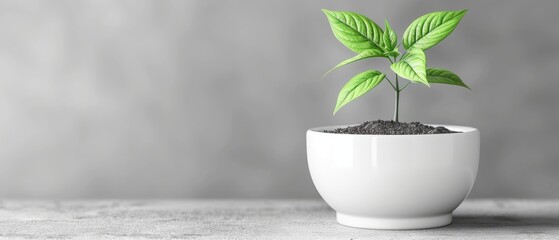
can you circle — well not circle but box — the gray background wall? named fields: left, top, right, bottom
left=0, top=0, right=557, bottom=198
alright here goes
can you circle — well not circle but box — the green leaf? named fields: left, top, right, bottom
left=384, top=49, right=400, bottom=58
left=334, top=70, right=385, bottom=114
left=426, top=68, right=470, bottom=89
left=323, top=49, right=385, bottom=78
left=382, top=19, right=397, bottom=51
left=403, top=10, right=467, bottom=50
left=322, top=9, right=384, bottom=53
left=390, top=48, right=429, bottom=86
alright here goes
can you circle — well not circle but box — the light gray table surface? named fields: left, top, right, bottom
left=0, top=199, right=557, bottom=239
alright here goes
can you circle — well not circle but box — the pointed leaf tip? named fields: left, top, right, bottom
left=426, top=67, right=470, bottom=89
left=323, top=49, right=385, bottom=78
left=321, top=10, right=385, bottom=53
left=403, top=10, right=467, bottom=50
left=333, top=70, right=385, bottom=114
left=382, top=19, right=397, bottom=51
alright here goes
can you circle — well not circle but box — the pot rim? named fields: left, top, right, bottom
left=308, top=124, right=478, bottom=136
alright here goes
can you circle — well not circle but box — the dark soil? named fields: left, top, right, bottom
left=324, top=120, right=460, bottom=135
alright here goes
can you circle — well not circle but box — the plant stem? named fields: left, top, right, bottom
left=384, top=76, right=397, bottom=91
left=392, top=56, right=400, bottom=122
left=394, top=74, right=400, bottom=122
left=400, top=82, right=411, bottom=91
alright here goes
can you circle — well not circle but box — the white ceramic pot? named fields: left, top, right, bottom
left=307, top=124, right=479, bottom=230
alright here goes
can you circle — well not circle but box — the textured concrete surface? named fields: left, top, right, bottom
left=0, top=199, right=557, bottom=239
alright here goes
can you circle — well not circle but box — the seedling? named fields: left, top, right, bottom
left=322, top=9, right=470, bottom=121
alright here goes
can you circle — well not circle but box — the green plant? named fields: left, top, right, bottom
left=322, top=9, right=470, bottom=121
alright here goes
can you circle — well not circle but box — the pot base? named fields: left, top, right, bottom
left=336, top=213, right=452, bottom=230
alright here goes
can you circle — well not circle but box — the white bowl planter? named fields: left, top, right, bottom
left=307, top=124, right=479, bottom=230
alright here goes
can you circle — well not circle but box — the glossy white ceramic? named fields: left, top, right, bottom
left=306, top=125, right=480, bottom=230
